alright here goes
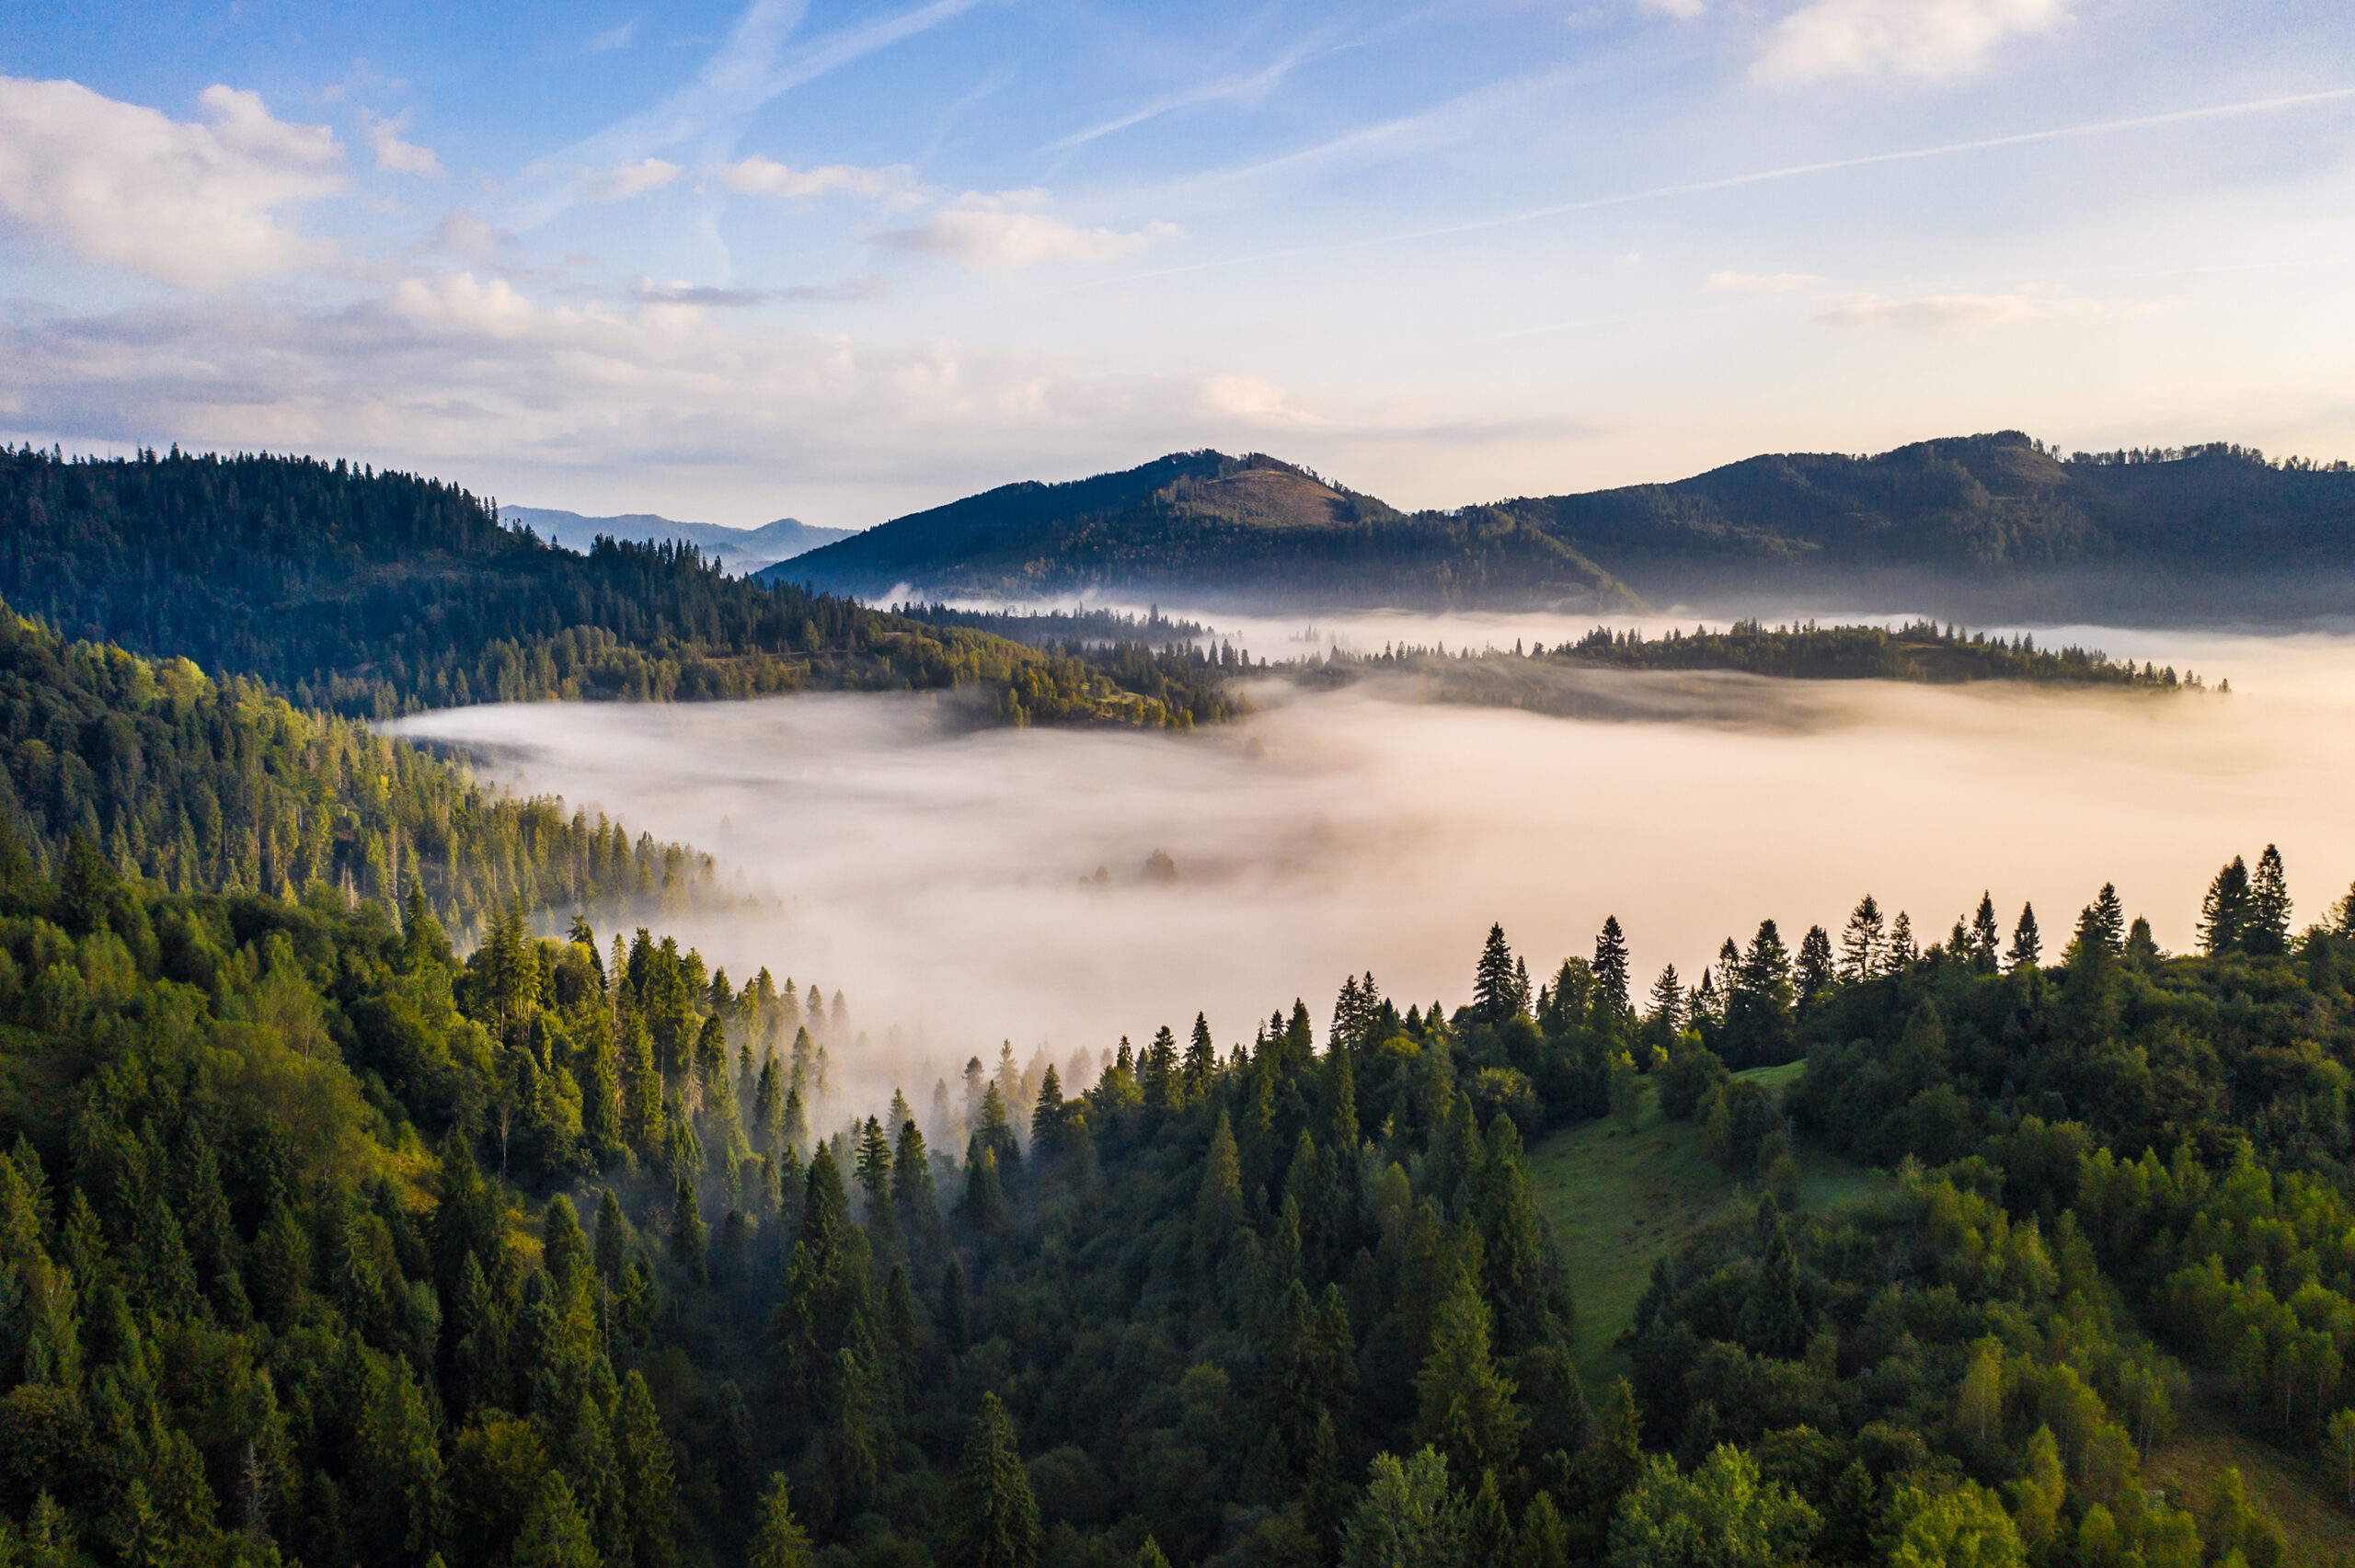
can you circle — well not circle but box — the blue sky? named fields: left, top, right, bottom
left=2, top=0, right=2351, bottom=525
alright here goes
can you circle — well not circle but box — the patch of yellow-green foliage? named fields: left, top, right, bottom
left=1530, top=1063, right=1875, bottom=1390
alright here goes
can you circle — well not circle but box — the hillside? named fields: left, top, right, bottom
left=768, top=451, right=1642, bottom=612
left=0, top=446, right=1226, bottom=727
left=499, top=506, right=856, bottom=576
left=775, top=434, right=2355, bottom=620
left=1499, top=431, right=2355, bottom=619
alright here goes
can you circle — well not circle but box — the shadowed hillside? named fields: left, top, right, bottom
left=769, top=451, right=1642, bottom=612
left=776, top=433, right=2355, bottom=621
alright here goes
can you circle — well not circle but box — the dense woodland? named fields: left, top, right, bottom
left=0, top=448, right=1208, bottom=729
left=4, top=609, right=2355, bottom=1566
left=1540, top=621, right=2206, bottom=689
left=7, top=441, right=2355, bottom=1568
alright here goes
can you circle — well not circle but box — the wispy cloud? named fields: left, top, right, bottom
left=1754, top=0, right=2072, bottom=85
left=1640, top=0, right=1706, bottom=17
left=1704, top=269, right=1818, bottom=292
left=628, top=273, right=888, bottom=305
left=580, top=157, right=683, bottom=200
left=362, top=109, right=443, bottom=177
left=586, top=19, right=638, bottom=52
left=706, top=155, right=913, bottom=200
left=1082, top=86, right=2355, bottom=289
left=0, top=76, right=344, bottom=288
left=1812, top=290, right=2114, bottom=332
left=520, top=0, right=981, bottom=227
left=1044, top=22, right=1344, bottom=153
left=878, top=191, right=1178, bottom=271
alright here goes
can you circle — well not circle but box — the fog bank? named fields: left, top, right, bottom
left=388, top=622, right=2355, bottom=1094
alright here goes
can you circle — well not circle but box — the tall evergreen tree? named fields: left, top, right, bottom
left=1413, top=1270, right=1527, bottom=1482
left=1472, top=925, right=1521, bottom=1026
left=2200, top=856, right=2251, bottom=956
left=1591, top=917, right=1632, bottom=1021
left=749, top=1473, right=813, bottom=1568
left=1794, top=925, right=1833, bottom=1009
left=1839, top=895, right=1884, bottom=981
left=2008, top=903, right=2042, bottom=971
left=945, top=1393, right=1040, bottom=1568
left=1970, top=892, right=2002, bottom=971
left=2248, top=844, right=2292, bottom=956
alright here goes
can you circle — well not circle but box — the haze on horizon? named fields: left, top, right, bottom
left=3, top=1, right=2352, bottom=529
left=387, top=612, right=2355, bottom=1106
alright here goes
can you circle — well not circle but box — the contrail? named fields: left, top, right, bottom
left=1076, top=85, right=2355, bottom=290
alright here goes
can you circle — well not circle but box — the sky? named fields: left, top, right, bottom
left=3, top=0, right=2352, bottom=528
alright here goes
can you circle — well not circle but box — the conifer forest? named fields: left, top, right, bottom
left=0, top=451, right=2351, bottom=1568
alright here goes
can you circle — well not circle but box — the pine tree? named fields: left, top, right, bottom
left=2091, top=882, right=2126, bottom=955
left=512, top=1474, right=601, bottom=1568
left=1185, top=1013, right=1217, bottom=1099
left=1737, top=1198, right=1805, bottom=1358
left=1794, top=926, right=1832, bottom=1008
left=2201, top=856, right=2251, bottom=955
left=1645, top=965, right=1684, bottom=1036
left=1971, top=892, right=2002, bottom=970
left=2008, top=904, right=2041, bottom=971
left=1469, top=918, right=1525, bottom=1026
left=945, top=1393, right=1040, bottom=1568
left=668, top=1178, right=706, bottom=1280
left=617, top=1370, right=677, bottom=1568
left=1414, top=1269, right=1527, bottom=1482
left=749, top=1472, right=813, bottom=1568
left=1197, top=1112, right=1244, bottom=1265
left=2248, top=844, right=2291, bottom=956
left=1591, top=917, right=1631, bottom=1020
left=1839, top=895, right=1883, bottom=981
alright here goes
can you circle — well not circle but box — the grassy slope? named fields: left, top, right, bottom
left=1533, top=1066, right=2355, bottom=1558
left=2141, top=1387, right=2355, bottom=1563
left=1531, top=1062, right=1877, bottom=1391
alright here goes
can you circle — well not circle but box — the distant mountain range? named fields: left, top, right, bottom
left=500, top=505, right=856, bottom=576
left=765, top=434, right=2355, bottom=622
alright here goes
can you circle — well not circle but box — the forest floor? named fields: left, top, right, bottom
left=1531, top=1061, right=1878, bottom=1391
left=2142, top=1383, right=2355, bottom=1562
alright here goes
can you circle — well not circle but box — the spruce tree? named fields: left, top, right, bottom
left=945, top=1393, right=1040, bottom=1568
left=2248, top=844, right=2291, bottom=956
left=1414, top=1269, right=1527, bottom=1482
left=2200, top=856, right=2251, bottom=955
left=1970, top=892, right=2002, bottom=972
left=1840, top=895, right=1884, bottom=980
left=1794, top=926, right=1832, bottom=1008
left=749, top=1472, right=813, bottom=1568
left=2091, top=882, right=2126, bottom=955
left=2007, top=904, right=2041, bottom=971
left=511, top=1475, right=600, bottom=1568
left=617, top=1370, right=677, bottom=1568
left=1737, top=1198, right=1805, bottom=1358
left=1591, top=917, right=1631, bottom=1021
left=1469, top=918, right=1525, bottom=1026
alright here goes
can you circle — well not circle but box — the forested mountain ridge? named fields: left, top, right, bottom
left=1494, top=431, right=2355, bottom=618
left=0, top=597, right=718, bottom=940
left=0, top=447, right=1228, bottom=728
left=769, top=452, right=1641, bottom=612
left=777, top=434, right=2355, bottom=620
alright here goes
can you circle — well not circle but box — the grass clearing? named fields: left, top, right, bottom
left=1531, top=1063, right=1876, bottom=1391
left=2141, top=1387, right=2355, bottom=1564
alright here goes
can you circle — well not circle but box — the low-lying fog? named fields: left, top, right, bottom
left=388, top=613, right=2355, bottom=1098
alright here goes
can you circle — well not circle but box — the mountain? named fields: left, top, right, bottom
left=772, top=433, right=2355, bottom=621
left=500, top=504, right=856, bottom=575
left=1492, top=430, right=2355, bottom=619
left=0, top=446, right=1227, bottom=726
left=763, top=450, right=1640, bottom=611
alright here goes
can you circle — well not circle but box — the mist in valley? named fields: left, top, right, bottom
left=387, top=613, right=2355, bottom=1116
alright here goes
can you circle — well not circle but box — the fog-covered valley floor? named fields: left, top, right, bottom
left=387, top=615, right=2355, bottom=1095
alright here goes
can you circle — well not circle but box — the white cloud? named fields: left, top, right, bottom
left=1704, top=269, right=1819, bottom=292
left=585, top=19, right=638, bottom=52
left=1754, top=0, right=2070, bottom=85
left=1200, top=374, right=1326, bottom=428
left=432, top=209, right=512, bottom=259
left=363, top=109, right=443, bottom=177
left=0, top=76, right=343, bottom=288
left=1812, top=290, right=2103, bottom=331
left=389, top=271, right=539, bottom=339
left=877, top=191, right=1178, bottom=271
left=580, top=157, right=682, bottom=200
left=1640, top=0, right=1706, bottom=17
left=706, top=155, right=914, bottom=200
